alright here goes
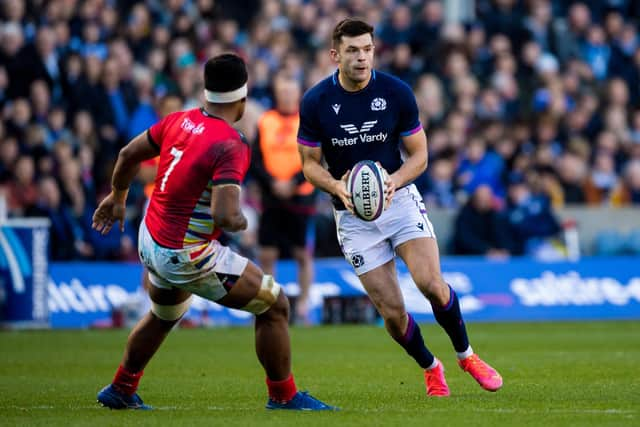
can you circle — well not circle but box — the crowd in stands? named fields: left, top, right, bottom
left=1, top=0, right=640, bottom=260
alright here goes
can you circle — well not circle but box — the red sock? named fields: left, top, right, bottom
left=266, top=374, right=297, bottom=403
left=112, top=365, right=143, bottom=396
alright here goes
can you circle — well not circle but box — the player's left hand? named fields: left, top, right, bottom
left=92, top=192, right=126, bottom=235
left=377, top=162, right=396, bottom=209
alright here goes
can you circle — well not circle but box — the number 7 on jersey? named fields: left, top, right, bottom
left=160, top=147, right=184, bottom=191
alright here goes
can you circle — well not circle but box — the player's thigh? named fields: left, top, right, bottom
left=147, top=277, right=192, bottom=305
left=358, top=259, right=406, bottom=319
left=383, top=184, right=437, bottom=247
left=145, top=272, right=193, bottom=321
left=139, top=223, right=260, bottom=306
left=334, top=209, right=395, bottom=275
left=216, top=260, right=262, bottom=308
left=395, top=237, right=448, bottom=301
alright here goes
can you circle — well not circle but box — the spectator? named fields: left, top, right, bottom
left=127, top=65, right=158, bottom=140
left=96, top=57, right=137, bottom=142
left=411, top=1, right=443, bottom=58
left=378, top=4, right=412, bottom=48
left=415, top=74, right=447, bottom=128
left=481, top=0, right=524, bottom=43
left=553, top=2, right=591, bottom=62
left=388, top=43, right=419, bottom=87
left=0, top=136, right=19, bottom=183
left=251, top=74, right=316, bottom=323
left=456, top=136, right=505, bottom=198
left=585, top=152, right=619, bottom=205
left=581, top=25, right=611, bottom=80
left=0, top=0, right=638, bottom=260
left=556, top=152, right=588, bottom=204
left=453, top=185, right=512, bottom=257
left=44, top=106, right=72, bottom=148
left=5, top=97, right=31, bottom=141
left=505, top=172, right=561, bottom=255
left=3, top=154, right=37, bottom=216
left=423, top=156, right=457, bottom=209
left=0, top=65, right=9, bottom=109
left=25, top=176, right=80, bottom=260
left=523, top=0, right=554, bottom=53
left=611, top=160, right=640, bottom=205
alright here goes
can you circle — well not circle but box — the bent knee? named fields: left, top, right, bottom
left=418, top=276, right=447, bottom=300
left=241, top=274, right=282, bottom=315
left=377, top=304, right=406, bottom=324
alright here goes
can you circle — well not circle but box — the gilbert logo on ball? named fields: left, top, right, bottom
left=348, top=160, right=386, bottom=221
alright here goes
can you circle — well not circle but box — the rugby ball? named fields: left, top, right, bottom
left=348, top=160, right=386, bottom=221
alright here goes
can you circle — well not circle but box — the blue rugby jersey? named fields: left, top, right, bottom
left=298, top=70, right=422, bottom=194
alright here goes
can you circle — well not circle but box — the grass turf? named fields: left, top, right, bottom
left=0, top=321, right=638, bottom=426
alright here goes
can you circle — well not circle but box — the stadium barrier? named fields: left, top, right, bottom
left=0, top=218, right=50, bottom=329
left=34, top=257, right=640, bottom=328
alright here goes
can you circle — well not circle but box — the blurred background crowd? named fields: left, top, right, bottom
left=1, top=0, right=640, bottom=261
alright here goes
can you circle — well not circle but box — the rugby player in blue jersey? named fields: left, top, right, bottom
left=298, top=18, right=502, bottom=396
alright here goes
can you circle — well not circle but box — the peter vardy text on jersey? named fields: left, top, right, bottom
left=331, top=132, right=388, bottom=147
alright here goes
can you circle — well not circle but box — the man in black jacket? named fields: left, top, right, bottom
left=453, top=185, right=512, bottom=257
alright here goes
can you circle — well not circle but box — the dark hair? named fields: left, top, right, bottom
left=332, top=18, right=374, bottom=48
left=204, top=53, right=248, bottom=93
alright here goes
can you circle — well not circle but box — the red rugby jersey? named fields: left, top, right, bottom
left=144, top=108, right=250, bottom=248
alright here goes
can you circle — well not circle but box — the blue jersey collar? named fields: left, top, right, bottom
left=332, top=69, right=376, bottom=93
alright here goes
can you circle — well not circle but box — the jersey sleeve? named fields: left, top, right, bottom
left=396, top=81, right=422, bottom=137
left=297, top=92, right=322, bottom=148
left=147, top=116, right=168, bottom=150
left=211, top=137, right=251, bottom=185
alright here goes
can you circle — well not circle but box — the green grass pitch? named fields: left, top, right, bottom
left=1, top=321, right=638, bottom=426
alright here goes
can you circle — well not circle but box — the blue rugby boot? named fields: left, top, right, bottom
left=97, top=384, right=152, bottom=410
left=266, top=391, right=337, bottom=411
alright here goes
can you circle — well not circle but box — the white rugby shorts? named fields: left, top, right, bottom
left=138, top=221, right=248, bottom=301
left=334, top=184, right=436, bottom=275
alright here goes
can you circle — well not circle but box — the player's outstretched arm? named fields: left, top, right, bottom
left=298, top=144, right=354, bottom=213
left=92, top=131, right=160, bottom=235
left=211, top=184, right=247, bottom=232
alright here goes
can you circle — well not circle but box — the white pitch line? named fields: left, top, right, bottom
left=3, top=405, right=636, bottom=415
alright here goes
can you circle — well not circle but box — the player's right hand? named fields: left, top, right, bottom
left=335, top=170, right=354, bottom=214
left=92, top=192, right=126, bottom=235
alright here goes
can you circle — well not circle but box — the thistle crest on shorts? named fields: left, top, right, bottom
left=350, top=254, right=365, bottom=268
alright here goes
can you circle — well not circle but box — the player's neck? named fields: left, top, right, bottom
left=338, top=70, right=371, bottom=92
left=202, top=104, right=236, bottom=124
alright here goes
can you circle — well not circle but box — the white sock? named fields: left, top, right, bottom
left=456, top=346, right=474, bottom=360
left=426, top=358, right=439, bottom=371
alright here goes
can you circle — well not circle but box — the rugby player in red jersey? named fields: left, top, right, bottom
left=92, top=53, right=335, bottom=411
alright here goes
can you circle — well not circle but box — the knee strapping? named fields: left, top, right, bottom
left=242, top=274, right=281, bottom=315
left=151, top=296, right=192, bottom=321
